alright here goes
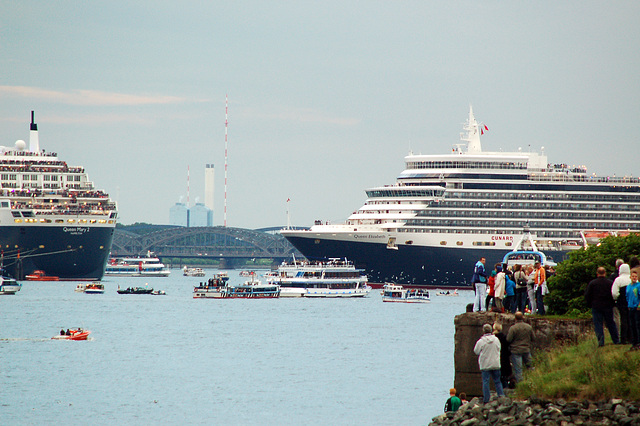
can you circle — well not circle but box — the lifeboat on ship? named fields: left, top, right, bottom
left=583, top=230, right=611, bottom=245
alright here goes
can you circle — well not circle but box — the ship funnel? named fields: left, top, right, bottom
left=461, top=106, right=482, bottom=153
left=29, top=110, right=40, bottom=153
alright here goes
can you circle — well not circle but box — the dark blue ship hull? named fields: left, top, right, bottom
left=0, top=225, right=115, bottom=280
left=284, top=235, right=564, bottom=288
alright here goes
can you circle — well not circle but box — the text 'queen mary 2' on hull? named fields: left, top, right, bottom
left=0, top=112, right=117, bottom=280
left=282, top=107, right=640, bottom=288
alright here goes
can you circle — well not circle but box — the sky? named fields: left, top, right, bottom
left=1, top=1, right=639, bottom=229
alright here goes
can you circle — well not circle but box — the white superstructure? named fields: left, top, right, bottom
left=282, top=107, right=640, bottom=287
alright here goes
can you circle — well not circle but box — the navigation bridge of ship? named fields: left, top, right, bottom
left=110, top=226, right=299, bottom=268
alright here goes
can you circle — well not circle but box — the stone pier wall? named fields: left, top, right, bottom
left=454, top=312, right=593, bottom=397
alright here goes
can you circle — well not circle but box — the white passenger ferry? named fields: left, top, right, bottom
left=267, top=257, right=371, bottom=298
left=282, top=107, right=640, bottom=287
left=193, top=275, right=280, bottom=299
left=105, top=253, right=170, bottom=277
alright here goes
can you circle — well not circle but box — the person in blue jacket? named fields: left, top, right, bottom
left=472, top=257, right=488, bottom=312
left=626, top=270, right=640, bottom=350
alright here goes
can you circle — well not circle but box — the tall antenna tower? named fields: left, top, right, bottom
left=187, top=165, right=190, bottom=208
left=224, top=94, right=228, bottom=227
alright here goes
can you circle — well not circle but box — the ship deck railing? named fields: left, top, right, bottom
left=528, top=173, right=640, bottom=184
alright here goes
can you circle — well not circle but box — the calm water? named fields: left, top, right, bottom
left=0, top=270, right=472, bottom=425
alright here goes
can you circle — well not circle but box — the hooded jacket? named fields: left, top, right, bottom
left=473, top=333, right=501, bottom=371
left=612, top=264, right=631, bottom=301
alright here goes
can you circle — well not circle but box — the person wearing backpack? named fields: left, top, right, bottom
left=513, top=264, right=528, bottom=313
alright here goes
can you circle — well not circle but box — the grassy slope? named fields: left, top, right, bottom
left=515, top=335, right=640, bottom=401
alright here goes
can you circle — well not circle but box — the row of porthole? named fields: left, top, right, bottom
left=14, top=218, right=113, bottom=224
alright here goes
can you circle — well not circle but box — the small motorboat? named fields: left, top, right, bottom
left=381, top=283, right=430, bottom=303
left=117, top=286, right=153, bottom=294
left=51, top=328, right=91, bottom=341
left=436, top=290, right=459, bottom=296
left=183, top=266, right=205, bottom=277
left=0, top=276, right=22, bottom=295
left=25, top=270, right=59, bottom=281
left=84, top=282, right=105, bottom=294
left=151, top=289, right=166, bottom=295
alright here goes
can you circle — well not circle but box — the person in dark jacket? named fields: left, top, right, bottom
left=493, top=322, right=512, bottom=389
left=585, top=267, right=620, bottom=346
left=507, top=311, right=535, bottom=383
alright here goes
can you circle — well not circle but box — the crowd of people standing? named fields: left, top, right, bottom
left=455, top=255, right=640, bottom=408
left=472, top=257, right=552, bottom=315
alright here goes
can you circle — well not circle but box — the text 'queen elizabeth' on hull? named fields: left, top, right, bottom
left=1, top=112, right=117, bottom=280
left=282, top=107, right=640, bottom=287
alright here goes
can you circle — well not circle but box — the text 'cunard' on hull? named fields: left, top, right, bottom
left=282, top=106, right=640, bottom=288
left=0, top=112, right=117, bottom=280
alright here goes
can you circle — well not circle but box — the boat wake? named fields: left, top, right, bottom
left=0, top=337, right=94, bottom=342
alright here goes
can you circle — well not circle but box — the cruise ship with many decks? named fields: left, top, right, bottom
left=0, top=112, right=117, bottom=280
left=282, top=107, right=640, bottom=287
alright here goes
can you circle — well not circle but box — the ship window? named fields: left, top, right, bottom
left=456, top=241, right=463, bottom=246
left=67, top=219, right=75, bottom=223
left=55, top=219, right=64, bottom=223
left=505, top=242, right=513, bottom=247
left=11, top=211, right=21, bottom=217
left=405, top=240, right=413, bottom=245
left=14, top=219, right=22, bottom=223
left=440, top=241, right=447, bottom=245
left=39, top=245, right=44, bottom=248
left=1, top=201, right=8, bottom=208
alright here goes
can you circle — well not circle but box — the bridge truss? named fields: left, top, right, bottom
left=110, top=226, right=298, bottom=259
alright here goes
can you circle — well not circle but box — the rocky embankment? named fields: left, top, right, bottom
left=430, top=396, right=640, bottom=425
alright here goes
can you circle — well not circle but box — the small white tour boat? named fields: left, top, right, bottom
left=193, top=273, right=279, bottom=299
left=105, top=252, right=170, bottom=277
left=183, top=266, right=205, bottom=277
left=0, top=276, right=22, bottom=295
left=381, top=283, right=430, bottom=303
left=267, top=257, right=371, bottom=298
left=76, top=282, right=105, bottom=294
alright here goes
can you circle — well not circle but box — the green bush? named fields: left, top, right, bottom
left=546, top=234, right=640, bottom=315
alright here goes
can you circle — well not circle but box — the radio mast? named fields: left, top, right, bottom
left=224, top=95, right=228, bottom=227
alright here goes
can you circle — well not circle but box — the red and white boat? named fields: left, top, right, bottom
left=26, top=270, right=59, bottom=281
left=52, top=328, right=91, bottom=341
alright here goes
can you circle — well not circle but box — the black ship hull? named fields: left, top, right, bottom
left=284, top=235, right=567, bottom=288
left=0, top=225, right=115, bottom=280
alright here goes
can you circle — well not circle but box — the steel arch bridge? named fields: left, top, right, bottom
left=111, top=226, right=298, bottom=261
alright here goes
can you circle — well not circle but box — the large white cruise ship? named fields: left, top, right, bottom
left=0, top=112, right=117, bottom=280
left=282, top=107, right=640, bottom=287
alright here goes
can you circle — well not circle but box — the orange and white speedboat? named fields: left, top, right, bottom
left=52, top=329, right=91, bottom=341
